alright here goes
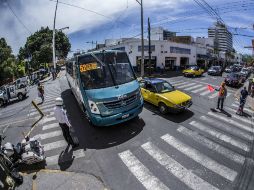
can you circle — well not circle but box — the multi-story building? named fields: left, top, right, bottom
left=195, top=37, right=214, bottom=68
left=102, top=38, right=197, bottom=71
left=208, top=22, right=233, bottom=53
left=151, top=27, right=176, bottom=41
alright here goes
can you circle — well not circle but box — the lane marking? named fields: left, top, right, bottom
left=173, top=82, right=190, bottom=87
left=34, top=130, right=62, bottom=140
left=39, top=117, right=56, bottom=125
left=184, top=84, right=203, bottom=91
left=208, top=92, right=218, bottom=99
left=177, top=83, right=197, bottom=89
left=231, top=104, right=254, bottom=114
left=43, top=140, right=67, bottom=152
left=227, top=93, right=232, bottom=98
left=29, top=108, right=54, bottom=116
left=42, top=123, right=59, bottom=130
left=225, top=107, right=253, bottom=125
left=189, top=121, right=249, bottom=152
left=46, top=149, right=85, bottom=166
left=191, top=86, right=207, bottom=93
left=200, top=116, right=253, bottom=141
left=177, top=126, right=245, bottom=164
left=142, top=142, right=219, bottom=190
left=119, top=150, right=169, bottom=190
left=207, top=112, right=254, bottom=133
left=200, top=90, right=212, bottom=96
left=161, top=134, right=238, bottom=182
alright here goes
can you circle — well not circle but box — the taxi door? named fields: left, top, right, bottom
left=145, top=84, right=159, bottom=106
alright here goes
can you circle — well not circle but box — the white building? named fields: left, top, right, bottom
left=102, top=38, right=197, bottom=70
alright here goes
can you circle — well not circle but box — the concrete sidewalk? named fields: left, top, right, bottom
left=18, top=170, right=107, bottom=190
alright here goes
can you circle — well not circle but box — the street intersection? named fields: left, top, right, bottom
left=1, top=72, right=254, bottom=190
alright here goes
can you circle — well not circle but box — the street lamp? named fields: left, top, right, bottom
left=136, top=0, right=144, bottom=77
left=52, top=0, right=59, bottom=71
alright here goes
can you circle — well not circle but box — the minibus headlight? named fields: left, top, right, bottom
left=88, top=100, right=100, bottom=114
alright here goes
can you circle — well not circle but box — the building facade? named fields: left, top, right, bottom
left=208, top=22, right=233, bottom=53
left=102, top=38, right=197, bottom=71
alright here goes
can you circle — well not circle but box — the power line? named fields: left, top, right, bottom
left=6, top=1, right=32, bottom=35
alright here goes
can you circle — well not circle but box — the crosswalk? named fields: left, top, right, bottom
left=29, top=83, right=85, bottom=167
left=118, top=101, right=254, bottom=190
left=163, top=78, right=234, bottom=100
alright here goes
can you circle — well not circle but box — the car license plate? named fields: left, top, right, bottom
left=122, top=114, right=129, bottom=119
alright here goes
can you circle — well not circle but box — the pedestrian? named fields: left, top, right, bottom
left=236, top=86, right=248, bottom=116
left=54, top=97, right=78, bottom=148
left=216, top=82, right=227, bottom=110
left=37, top=82, right=44, bottom=103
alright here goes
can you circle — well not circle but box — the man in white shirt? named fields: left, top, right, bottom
left=54, top=97, right=77, bottom=148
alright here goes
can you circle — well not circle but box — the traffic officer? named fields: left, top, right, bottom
left=54, top=97, right=78, bottom=148
left=216, top=82, right=227, bottom=110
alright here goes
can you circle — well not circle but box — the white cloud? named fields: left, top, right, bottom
left=0, top=0, right=189, bottom=54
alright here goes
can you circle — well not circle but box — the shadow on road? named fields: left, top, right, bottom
left=144, top=102, right=194, bottom=123
left=210, top=108, right=232, bottom=117
left=61, top=89, right=145, bottom=150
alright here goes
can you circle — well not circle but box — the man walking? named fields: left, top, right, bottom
left=54, top=97, right=78, bottom=148
left=236, top=86, right=248, bottom=115
left=216, top=82, right=227, bottom=110
left=37, top=82, right=44, bottom=103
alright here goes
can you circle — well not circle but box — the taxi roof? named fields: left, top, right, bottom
left=143, top=78, right=165, bottom=84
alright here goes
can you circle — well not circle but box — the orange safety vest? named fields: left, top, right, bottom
left=218, top=87, right=225, bottom=97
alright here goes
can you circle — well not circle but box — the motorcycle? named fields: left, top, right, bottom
left=3, top=135, right=45, bottom=166
left=0, top=135, right=23, bottom=188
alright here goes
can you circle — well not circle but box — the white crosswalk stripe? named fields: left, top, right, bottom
left=225, top=107, right=253, bottom=125
left=184, top=84, right=202, bottom=91
left=191, top=86, right=207, bottom=93
left=29, top=108, right=54, bottom=116
left=207, top=112, right=254, bottom=133
left=46, top=149, right=85, bottom=166
left=43, top=140, right=67, bottom=152
left=173, top=82, right=189, bottom=87
left=119, top=150, right=169, bottom=190
left=34, top=130, right=62, bottom=140
left=31, top=104, right=54, bottom=112
left=168, top=80, right=184, bottom=85
left=177, top=126, right=245, bottom=164
left=231, top=104, right=254, bottom=114
left=42, top=123, right=59, bottom=130
left=200, top=116, right=254, bottom=141
left=200, top=90, right=212, bottom=96
left=161, top=134, right=238, bottom=181
left=208, top=92, right=218, bottom=99
left=39, top=116, right=57, bottom=125
left=189, top=121, right=249, bottom=152
left=142, top=142, right=219, bottom=190
left=177, top=83, right=196, bottom=89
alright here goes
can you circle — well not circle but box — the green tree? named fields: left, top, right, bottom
left=242, top=54, right=254, bottom=64
left=19, top=27, right=71, bottom=70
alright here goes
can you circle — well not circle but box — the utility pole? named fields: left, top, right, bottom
left=136, top=0, right=144, bottom=77
left=52, top=0, right=59, bottom=71
left=148, top=17, right=151, bottom=76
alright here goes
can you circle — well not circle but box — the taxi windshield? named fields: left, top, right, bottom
left=154, top=82, right=174, bottom=93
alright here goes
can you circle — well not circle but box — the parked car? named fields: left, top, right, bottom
left=207, top=66, right=223, bottom=76
left=0, top=84, right=28, bottom=107
left=224, top=66, right=233, bottom=73
left=240, top=67, right=251, bottom=77
left=182, top=66, right=204, bottom=77
left=233, top=64, right=242, bottom=72
left=224, top=73, right=244, bottom=87
left=139, top=78, right=192, bottom=114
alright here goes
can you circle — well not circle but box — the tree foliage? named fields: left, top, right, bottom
left=0, top=38, right=25, bottom=84
left=242, top=54, right=254, bottom=65
left=19, top=27, right=71, bottom=69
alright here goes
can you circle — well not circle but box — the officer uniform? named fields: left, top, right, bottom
left=54, top=98, right=76, bottom=148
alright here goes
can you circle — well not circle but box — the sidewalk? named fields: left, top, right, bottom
left=18, top=170, right=107, bottom=190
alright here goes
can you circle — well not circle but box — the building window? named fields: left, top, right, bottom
left=170, top=47, right=191, bottom=54
left=138, top=45, right=155, bottom=52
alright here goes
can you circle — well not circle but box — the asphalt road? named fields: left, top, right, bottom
left=1, top=71, right=254, bottom=190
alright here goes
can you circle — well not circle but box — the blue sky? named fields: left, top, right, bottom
left=0, top=0, right=253, bottom=55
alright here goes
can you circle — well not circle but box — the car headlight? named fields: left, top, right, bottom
left=88, top=100, right=100, bottom=114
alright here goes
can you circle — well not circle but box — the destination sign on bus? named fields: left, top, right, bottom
left=80, top=62, right=98, bottom=72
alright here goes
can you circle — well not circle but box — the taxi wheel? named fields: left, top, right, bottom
left=159, top=103, right=168, bottom=114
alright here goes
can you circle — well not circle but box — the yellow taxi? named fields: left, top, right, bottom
left=139, top=78, right=192, bottom=114
left=182, top=66, right=204, bottom=77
